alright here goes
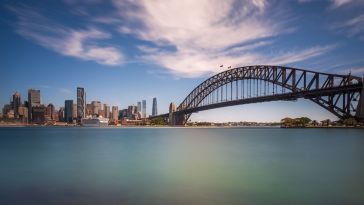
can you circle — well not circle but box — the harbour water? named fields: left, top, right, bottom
left=0, top=127, right=363, bottom=205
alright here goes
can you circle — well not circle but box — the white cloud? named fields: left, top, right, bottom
left=8, top=5, right=123, bottom=66
left=343, top=14, right=364, bottom=40
left=332, top=14, right=364, bottom=41
left=331, top=0, right=353, bottom=7
left=112, top=0, right=333, bottom=77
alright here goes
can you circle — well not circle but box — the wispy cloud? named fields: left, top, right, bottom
left=110, top=0, right=334, bottom=77
left=7, top=5, right=123, bottom=66
left=58, top=88, right=72, bottom=94
left=333, top=14, right=364, bottom=41
left=330, top=0, right=353, bottom=8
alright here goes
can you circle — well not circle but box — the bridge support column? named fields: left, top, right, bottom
left=170, top=113, right=186, bottom=126
left=356, top=85, right=364, bottom=122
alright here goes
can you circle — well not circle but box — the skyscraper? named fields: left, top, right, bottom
left=112, top=106, right=118, bottom=122
left=46, top=103, right=55, bottom=120
left=152, top=97, right=158, bottom=116
left=77, top=87, right=86, bottom=121
left=72, top=103, right=77, bottom=119
left=28, top=89, right=40, bottom=122
left=65, top=100, right=73, bottom=123
left=137, top=101, right=141, bottom=112
left=12, top=91, right=21, bottom=118
left=104, top=104, right=110, bottom=118
left=142, top=100, right=146, bottom=118
left=91, top=101, right=101, bottom=116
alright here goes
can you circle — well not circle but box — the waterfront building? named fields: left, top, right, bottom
left=137, top=101, right=141, bottom=112
left=104, top=104, right=110, bottom=118
left=86, top=103, right=92, bottom=116
left=5, top=109, right=14, bottom=119
left=127, top=105, right=138, bottom=119
left=28, top=89, right=41, bottom=122
left=112, top=106, right=118, bottom=123
left=119, top=109, right=128, bottom=119
left=65, top=100, right=73, bottom=123
left=53, top=112, right=59, bottom=122
left=98, top=109, right=105, bottom=118
left=2, top=104, right=11, bottom=119
left=77, top=87, right=86, bottom=122
left=32, top=105, right=46, bottom=124
left=18, top=106, right=28, bottom=123
left=58, top=107, right=65, bottom=122
left=46, top=104, right=55, bottom=120
left=72, top=104, right=77, bottom=119
left=91, top=101, right=101, bottom=116
left=12, top=91, right=21, bottom=118
left=152, top=97, right=158, bottom=116
left=142, top=100, right=146, bottom=118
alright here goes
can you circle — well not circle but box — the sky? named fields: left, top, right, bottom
left=0, top=0, right=363, bottom=122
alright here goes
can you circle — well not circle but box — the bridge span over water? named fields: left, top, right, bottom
left=150, top=65, right=364, bottom=125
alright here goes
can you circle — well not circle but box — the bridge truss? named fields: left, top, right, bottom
left=168, top=65, right=364, bottom=125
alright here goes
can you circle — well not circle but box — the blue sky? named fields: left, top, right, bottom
left=0, top=0, right=363, bottom=122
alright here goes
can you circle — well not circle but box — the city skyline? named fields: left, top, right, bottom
left=1, top=0, right=364, bottom=122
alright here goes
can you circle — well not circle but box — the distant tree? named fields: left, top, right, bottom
left=150, top=117, right=167, bottom=126
left=343, top=117, right=358, bottom=126
left=281, top=117, right=293, bottom=127
left=321, top=119, right=331, bottom=126
left=299, top=117, right=311, bottom=126
left=311, top=120, right=319, bottom=126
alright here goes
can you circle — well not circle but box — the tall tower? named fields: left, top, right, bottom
left=112, top=106, right=119, bottom=122
left=104, top=104, right=110, bottom=118
left=12, top=91, right=21, bottom=118
left=152, top=97, right=158, bottom=116
left=137, top=101, right=141, bottom=112
left=77, top=87, right=86, bottom=122
left=142, top=100, right=146, bottom=118
left=91, top=101, right=101, bottom=116
left=65, top=100, right=73, bottom=123
left=28, top=89, right=41, bottom=122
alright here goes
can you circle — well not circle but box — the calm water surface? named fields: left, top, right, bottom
left=0, top=127, right=363, bottom=205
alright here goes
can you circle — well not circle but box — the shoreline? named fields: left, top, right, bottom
left=0, top=124, right=363, bottom=129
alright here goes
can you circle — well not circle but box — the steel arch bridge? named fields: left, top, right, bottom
left=151, top=65, right=364, bottom=125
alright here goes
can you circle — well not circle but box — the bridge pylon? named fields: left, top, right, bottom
left=356, top=78, right=364, bottom=122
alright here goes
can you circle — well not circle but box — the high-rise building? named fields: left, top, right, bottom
left=28, top=89, right=41, bottom=121
left=77, top=87, right=86, bottom=121
left=91, top=101, right=101, bottom=116
left=112, top=106, right=118, bottom=122
left=119, top=109, right=128, bottom=119
left=18, top=106, right=28, bottom=123
left=127, top=105, right=137, bottom=118
left=72, top=104, right=77, bottom=119
left=142, top=100, right=146, bottom=118
left=46, top=104, right=55, bottom=120
left=12, top=91, right=21, bottom=118
left=65, top=100, right=73, bottom=123
left=32, top=105, right=46, bottom=124
left=58, top=107, right=65, bottom=122
left=137, top=101, right=141, bottom=112
left=104, top=104, right=110, bottom=118
left=152, top=97, right=158, bottom=116
left=86, top=103, right=92, bottom=116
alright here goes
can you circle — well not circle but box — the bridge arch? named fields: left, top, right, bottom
left=172, top=65, right=363, bottom=125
